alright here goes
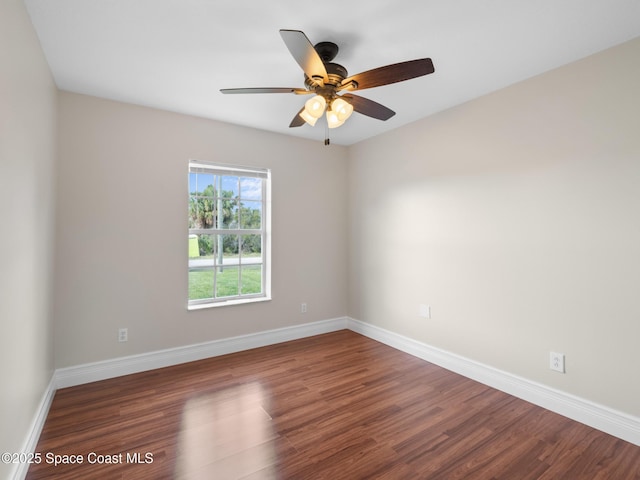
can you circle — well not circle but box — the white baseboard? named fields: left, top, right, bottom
left=346, top=317, right=640, bottom=447
left=11, top=375, right=56, bottom=480
left=54, top=317, right=348, bottom=389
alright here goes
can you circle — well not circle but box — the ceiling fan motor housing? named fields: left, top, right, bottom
left=308, top=41, right=349, bottom=89
left=305, top=63, right=349, bottom=100
left=305, top=62, right=348, bottom=89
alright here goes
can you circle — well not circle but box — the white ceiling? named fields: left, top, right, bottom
left=24, top=0, right=640, bottom=146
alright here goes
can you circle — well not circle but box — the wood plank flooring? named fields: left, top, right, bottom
left=27, top=330, right=640, bottom=479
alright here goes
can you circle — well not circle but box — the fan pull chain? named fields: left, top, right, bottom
left=324, top=121, right=330, bottom=145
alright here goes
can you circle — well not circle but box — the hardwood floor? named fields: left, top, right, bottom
left=27, top=330, right=640, bottom=479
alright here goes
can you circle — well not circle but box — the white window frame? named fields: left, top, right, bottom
left=188, top=160, right=271, bottom=309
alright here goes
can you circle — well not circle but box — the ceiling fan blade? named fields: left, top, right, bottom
left=342, top=94, right=395, bottom=121
left=220, top=87, right=310, bottom=94
left=289, top=107, right=306, bottom=128
left=338, top=58, right=434, bottom=91
left=279, top=29, right=329, bottom=85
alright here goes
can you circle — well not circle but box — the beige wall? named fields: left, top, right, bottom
left=347, top=37, right=640, bottom=417
left=0, top=0, right=57, bottom=475
left=55, top=92, right=348, bottom=367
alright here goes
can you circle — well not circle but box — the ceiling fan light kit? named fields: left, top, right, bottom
left=220, top=29, right=435, bottom=142
left=299, top=95, right=354, bottom=128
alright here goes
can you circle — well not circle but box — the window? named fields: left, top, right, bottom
left=188, top=160, right=270, bottom=308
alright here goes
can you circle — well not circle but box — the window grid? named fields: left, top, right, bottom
left=188, top=161, right=269, bottom=308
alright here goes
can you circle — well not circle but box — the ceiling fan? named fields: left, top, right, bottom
left=220, top=29, right=435, bottom=141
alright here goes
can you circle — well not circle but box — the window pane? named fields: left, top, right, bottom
left=216, top=234, right=239, bottom=297
left=190, top=173, right=216, bottom=195
left=240, top=202, right=262, bottom=229
left=220, top=234, right=238, bottom=259
left=221, top=199, right=239, bottom=229
left=188, top=234, right=215, bottom=300
left=240, top=177, right=262, bottom=200
left=188, top=234, right=215, bottom=260
left=241, top=234, right=262, bottom=258
left=188, top=269, right=213, bottom=301
left=216, top=266, right=239, bottom=297
left=221, top=175, right=239, bottom=197
left=189, top=169, right=218, bottom=230
left=188, top=234, right=200, bottom=259
left=241, top=265, right=262, bottom=295
left=189, top=196, right=216, bottom=229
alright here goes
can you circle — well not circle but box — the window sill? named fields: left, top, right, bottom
left=187, top=296, right=271, bottom=311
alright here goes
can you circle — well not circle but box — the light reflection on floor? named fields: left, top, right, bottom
left=174, top=382, right=278, bottom=479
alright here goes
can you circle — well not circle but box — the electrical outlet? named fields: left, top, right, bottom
left=301, top=303, right=307, bottom=314
left=419, top=304, right=431, bottom=319
left=550, top=351, right=565, bottom=373
left=118, top=328, right=128, bottom=343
